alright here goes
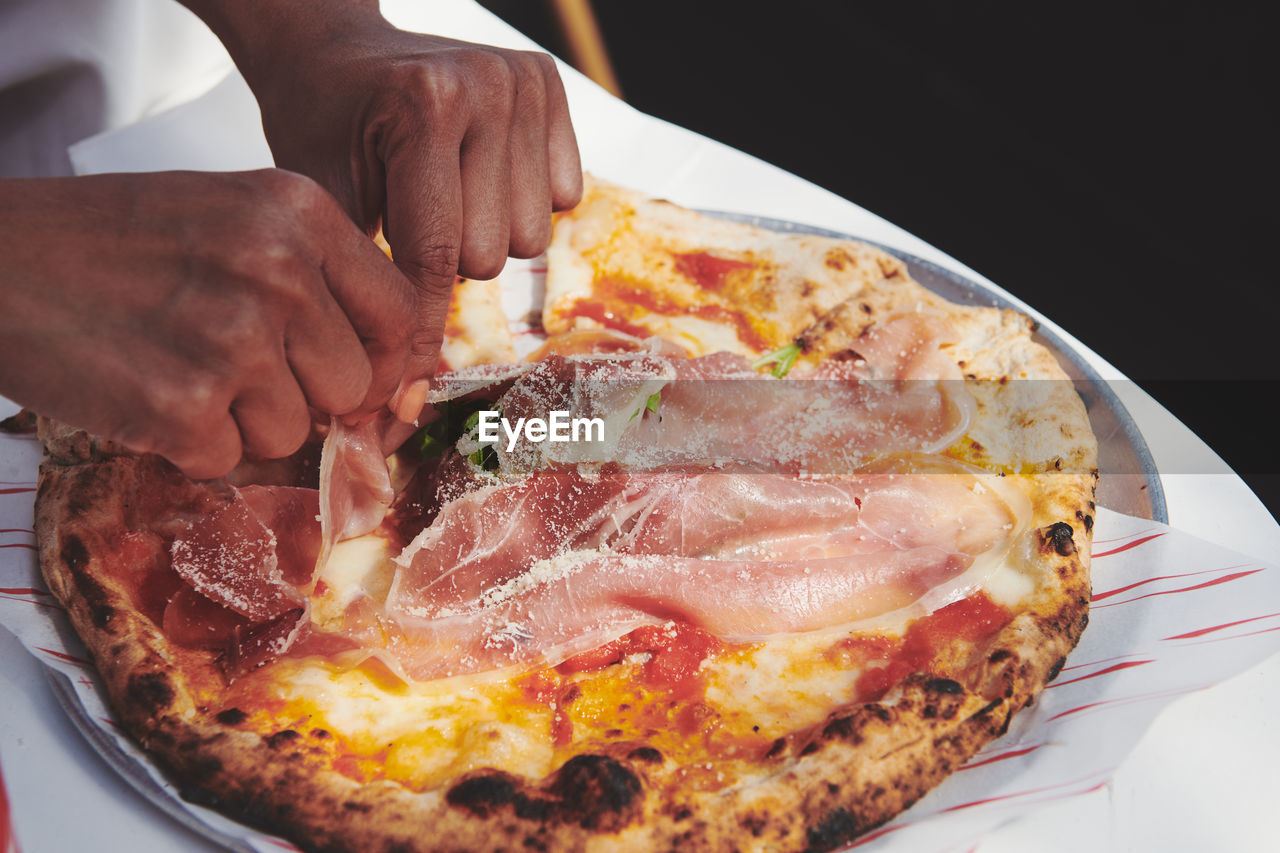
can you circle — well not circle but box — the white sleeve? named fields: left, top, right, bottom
left=0, top=0, right=230, bottom=177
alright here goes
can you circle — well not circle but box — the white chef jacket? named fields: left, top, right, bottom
left=0, top=0, right=230, bottom=177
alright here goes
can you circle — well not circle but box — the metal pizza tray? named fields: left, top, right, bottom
left=46, top=668, right=261, bottom=853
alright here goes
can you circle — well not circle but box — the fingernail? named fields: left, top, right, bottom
left=393, top=379, right=431, bottom=424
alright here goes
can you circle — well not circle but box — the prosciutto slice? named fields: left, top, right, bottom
left=164, top=485, right=321, bottom=673
left=240, top=485, right=323, bottom=586
left=317, top=418, right=397, bottom=560
left=363, top=455, right=1028, bottom=679
left=169, top=490, right=306, bottom=621
left=477, top=314, right=974, bottom=476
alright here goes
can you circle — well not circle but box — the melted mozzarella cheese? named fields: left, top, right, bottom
left=704, top=639, right=863, bottom=735
left=263, top=660, right=555, bottom=790
left=311, top=535, right=395, bottom=628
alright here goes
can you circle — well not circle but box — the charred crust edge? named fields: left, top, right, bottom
left=1041, top=521, right=1077, bottom=556
left=447, top=754, right=643, bottom=833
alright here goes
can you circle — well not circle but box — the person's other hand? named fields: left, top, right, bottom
left=190, top=0, right=583, bottom=415
left=0, top=170, right=416, bottom=479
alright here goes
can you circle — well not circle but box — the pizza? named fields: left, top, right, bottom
left=33, top=176, right=1097, bottom=852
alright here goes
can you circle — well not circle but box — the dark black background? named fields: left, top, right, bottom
left=482, top=0, right=1279, bottom=518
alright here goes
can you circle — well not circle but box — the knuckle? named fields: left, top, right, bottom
left=213, top=303, right=275, bottom=361
left=402, top=243, right=463, bottom=287
left=472, top=50, right=517, bottom=90
left=227, top=228, right=304, bottom=281
left=395, top=61, right=464, bottom=112
left=444, top=50, right=517, bottom=113
left=257, top=168, right=316, bottom=204
left=244, top=411, right=309, bottom=460
left=511, top=53, right=549, bottom=96
left=263, top=167, right=319, bottom=198
left=234, top=233, right=287, bottom=276
left=257, top=169, right=336, bottom=227
left=225, top=234, right=315, bottom=312
left=524, top=50, right=557, bottom=77
left=141, top=372, right=214, bottom=426
left=259, top=256, right=314, bottom=308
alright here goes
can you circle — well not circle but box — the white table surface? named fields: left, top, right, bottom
left=4, top=1, right=1279, bottom=851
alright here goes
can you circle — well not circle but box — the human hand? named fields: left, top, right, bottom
left=0, top=170, right=416, bottom=478
left=187, top=0, right=583, bottom=412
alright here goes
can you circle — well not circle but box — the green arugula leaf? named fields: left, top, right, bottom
left=461, top=402, right=501, bottom=472
left=411, top=398, right=496, bottom=460
left=630, top=390, right=662, bottom=421
left=468, top=443, right=500, bottom=472
left=751, top=342, right=802, bottom=378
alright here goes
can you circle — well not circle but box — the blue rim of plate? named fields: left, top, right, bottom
left=701, top=210, right=1167, bottom=524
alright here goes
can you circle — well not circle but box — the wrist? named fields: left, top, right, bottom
left=178, top=0, right=386, bottom=93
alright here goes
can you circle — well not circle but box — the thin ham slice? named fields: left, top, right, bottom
left=426, top=362, right=531, bottom=404
left=239, top=486, right=322, bottom=586
left=318, top=418, right=396, bottom=561
left=162, top=584, right=309, bottom=675
left=366, top=455, right=1028, bottom=679
left=474, top=314, right=973, bottom=476
left=165, top=484, right=322, bottom=674
left=162, top=584, right=249, bottom=648
left=169, top=491, right=304, bottom=622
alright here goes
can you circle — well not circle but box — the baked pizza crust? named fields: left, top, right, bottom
left=35, top=178, right=1097, bottom=852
